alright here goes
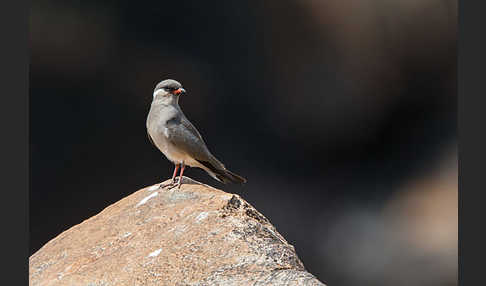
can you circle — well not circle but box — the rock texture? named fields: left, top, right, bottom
left=29, top=177, right=325, bottom=286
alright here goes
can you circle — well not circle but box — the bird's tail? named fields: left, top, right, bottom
left=215, top=169, right=247, bottom=184
left=197, top=159, right=247, bottom=184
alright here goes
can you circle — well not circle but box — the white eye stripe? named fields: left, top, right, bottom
left=153, top=89, right=166, bottom=98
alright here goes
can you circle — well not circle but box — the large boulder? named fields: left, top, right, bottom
left=29, top=177, right=326, bottom=285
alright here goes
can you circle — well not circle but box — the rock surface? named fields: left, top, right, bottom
left=29, top=177, right=326, bottom=286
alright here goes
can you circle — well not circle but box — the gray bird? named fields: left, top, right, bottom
left=146, top=79, right=247, bottom=189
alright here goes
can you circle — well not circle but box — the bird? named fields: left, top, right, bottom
left=146, top=79, right=247, bottom=189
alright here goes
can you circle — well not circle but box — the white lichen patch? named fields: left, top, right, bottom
left=122, top=232, right=131, bottom=238
left=195, top=212, right=209, bottom=223
left=147, top=185, right=160, bottom=191
left=147, top=248, right=162, bottom=257
left=175, top=224, right=188, bottom=236
left=209, top=228, right=222, bottom=236
left=223, top=230, right=241, bottom=243
left=56, top=264, right=72, bottom=280
left=167, top=224, right=188, bottom=236
left=32, top=261, right=55, bottom=276
left=221, top=194, right=234, bottom=201
left=137, top=192, right=159, bottom=207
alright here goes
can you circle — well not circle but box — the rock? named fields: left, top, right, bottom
left=29, top=177, right=326, bottom=286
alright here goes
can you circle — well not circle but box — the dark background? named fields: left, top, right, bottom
left=30, top=1, right=457, bottom=285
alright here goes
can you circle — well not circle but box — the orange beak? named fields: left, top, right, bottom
left=173, top=88, right=186, bottom=95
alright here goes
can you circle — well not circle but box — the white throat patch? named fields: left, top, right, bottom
left=153, top=89, right=165, bottom=98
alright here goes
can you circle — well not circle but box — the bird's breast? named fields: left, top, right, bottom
left=148, top=126, right=188, bottom=164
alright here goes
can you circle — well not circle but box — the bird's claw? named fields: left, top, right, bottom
left=159, top=178, right=181, bottom=190
left=167, top=182, right=182, bottom=190
left=157, top=183, right=171, bottom=189
left=158, top=181, right=175, bottom=189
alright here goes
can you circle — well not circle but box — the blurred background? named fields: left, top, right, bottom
left=29, top=0, right=457, bottom=285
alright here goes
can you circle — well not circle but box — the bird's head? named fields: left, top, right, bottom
left=152, top=79, right=186, bottom=104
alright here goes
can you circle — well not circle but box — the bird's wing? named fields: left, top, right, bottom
left=165, top=115, right=246, bottom=184
left=180, top=116, right=205, bottom=142
left=165, top=116, right=225, bottom=169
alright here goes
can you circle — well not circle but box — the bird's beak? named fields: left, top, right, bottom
left=173, top=88, right=186, bottom=95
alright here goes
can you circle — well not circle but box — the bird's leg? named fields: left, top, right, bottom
left=159, top=164, right=180, bottom=189
left=177, top=162, right=186, bottom=189
left=167, top=163, right=184, bottom=190
left=171, top=164, right=180, bottom=184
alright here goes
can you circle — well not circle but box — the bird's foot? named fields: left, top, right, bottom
left=158, top=180, right=176, bottom=189
left=168, top=184, right=181, bottom=190
left=168, top=177, right=184, bottom=190
left=158, top=177, right=182, bottom=190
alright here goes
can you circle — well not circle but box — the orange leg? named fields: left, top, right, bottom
left=171, top=164, right=180, bottom=183
left=177, top=162, right=185, bottom=188
left=160, top=164, right=180, bottom=189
